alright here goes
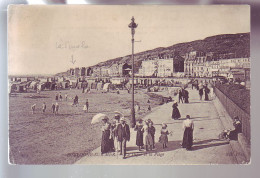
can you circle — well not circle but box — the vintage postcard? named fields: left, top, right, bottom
left=8, top=5, right=250, bottom=165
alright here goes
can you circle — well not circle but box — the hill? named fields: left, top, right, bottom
left=57, top=32, right=250, bottom=75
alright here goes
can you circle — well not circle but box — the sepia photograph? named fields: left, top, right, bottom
left=8, top=5, right=250, bottom=165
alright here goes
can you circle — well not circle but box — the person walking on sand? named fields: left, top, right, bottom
left=55, top=102, right=59, bottom=115
left=116, top=117, right=130, bottom=159
left=59, top=92, right=63, bottom=101
left=182, top=115, right=194, bottom=151
left=75, top=95, right=79, bottom=106
left=199, top=87, right=203, bottom=100
left=142, top=120, right=153, bottom=151
left=42, top=102, right=46, bottom=113
left=31, top=104, right=36, bottom=114
left=51, top=103, right=55, bottom=114
left=55, top=93, right=59, bottom=101
left=134, top=119, right=144, bottom=151
left=86, top=99, right=89, bottom=112
left=65, top=93, right=68, bottom=101
left=172, top=101, right=181, bottom=120
left=159, top=123, right=170, bottom=149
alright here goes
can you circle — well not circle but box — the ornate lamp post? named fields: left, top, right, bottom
left=128, top=16, right=138, bottom=128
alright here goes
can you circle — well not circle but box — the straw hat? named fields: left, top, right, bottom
left=120, top=117, right=126, bottom=122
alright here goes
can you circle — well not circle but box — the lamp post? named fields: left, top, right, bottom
left=128, top=16, right=138, bottom=128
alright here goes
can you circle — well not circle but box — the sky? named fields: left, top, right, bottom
left=8, top=5, right=250, bottom=75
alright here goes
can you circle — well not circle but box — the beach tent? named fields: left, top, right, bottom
left=61, top=81, right=70, bottom=89
left=96, top=82, right=103, bottom=91
left=29, top=81, right=38, bottom=90
left=37, top=83, right=46, bottom=91
left=102, top=83, right=116, bottom=92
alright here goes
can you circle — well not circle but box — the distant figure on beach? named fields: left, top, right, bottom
left=55, top=93, right=59, bottom=101
left=59, top=92, right=63, bottom=101
left=74, top=95, right=79, bottom=106
left=51, top=103, right=55, bottom=114
left=199, top=88, right=203, bottom=100
left=86, top=99, right=89, bottom=112
left=178, top=89, right=183, bottom=103
left=42, top=102, right=46, bottom=113
left=172, top=101, right=181, bottom=120
left=31, top=104, right=36, bottom=114
left=159, top=123, right=169, bottom=149
left=135, top=104, right=140, bottom=113
left=55, top=102, right=59, bottom=115
left=142, top=120, right=153, bottom=151
left=148, top=105, right=151, bottom=111
left=65, top=93, right=68, bottom=101
left=182, top=115, right=194, bottom=150
left=134, top=119, right=144, bottom=151
left=116, top=117, right=130, bottom=159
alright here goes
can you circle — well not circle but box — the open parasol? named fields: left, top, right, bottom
left=91, top=113, right=108, bottom=124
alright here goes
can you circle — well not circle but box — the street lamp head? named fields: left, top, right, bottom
left=128, top=16, right=138, bottom=29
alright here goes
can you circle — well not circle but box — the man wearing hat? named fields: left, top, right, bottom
left=112, top=114, right=121, bottom=152
left=116, top=117, right=130, bottom=159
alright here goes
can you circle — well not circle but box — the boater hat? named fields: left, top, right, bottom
left=114, top=114, right=120, bottom=120
left=120, top=117, right=126, bottom=122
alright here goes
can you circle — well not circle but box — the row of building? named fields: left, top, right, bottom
left=65, top=50, right=250, bottom=82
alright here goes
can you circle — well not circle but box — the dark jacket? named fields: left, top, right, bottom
left=116, top=123, right=130, bottom=142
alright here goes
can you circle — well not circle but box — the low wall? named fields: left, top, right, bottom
left=214, top=87, right=250, bottom=143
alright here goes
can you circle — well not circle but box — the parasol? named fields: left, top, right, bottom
left=91, top=113, right=108, bottom=124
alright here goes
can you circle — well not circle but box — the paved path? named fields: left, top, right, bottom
left=76, top=87, right=246, bottom=164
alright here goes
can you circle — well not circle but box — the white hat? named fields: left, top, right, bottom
left=120, top=117, right=126, bottom=121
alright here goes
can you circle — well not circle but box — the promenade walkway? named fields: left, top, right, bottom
left=76, top=87, right=247, bottom=164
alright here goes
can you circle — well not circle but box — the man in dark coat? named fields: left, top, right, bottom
left=116, top=118, right=130, bottom=159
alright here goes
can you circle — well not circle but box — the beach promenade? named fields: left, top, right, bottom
left=76, top=87, right=247, bottom=165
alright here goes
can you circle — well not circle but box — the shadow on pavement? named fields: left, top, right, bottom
left=125, top=140, right=182, bottom=159
left=191, top=141, right=229, bottom=151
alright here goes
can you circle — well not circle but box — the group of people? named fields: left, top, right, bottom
left=100, top=114, right=130, bottom=159
left=30, top=93, right=90, bottom=115
left=198, top=84, right=211, bottom=101
left=178, top=88, right=189, bottom=103
left=100, top=113, right=195, bottom=159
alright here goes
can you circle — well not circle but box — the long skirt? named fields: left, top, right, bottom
left=101, top=130, right=112, bottom=154
left=184, top=97, right=189, bottom=103
left=136, top=130, right=144, bottom=146
left=159, top=134, right=168, bottom=144
left=182, top=127, right=193, bottom=150
left=144, top=133, right=153, bottom=146
left=205, top=93, right=209, bottom=101
left=172, top=107, right=181, bottom=119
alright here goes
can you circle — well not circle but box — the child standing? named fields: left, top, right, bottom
left=42, top=102, right=46, bottom=113
left=159, top=123, right=169, bottom=149
left=31, top=104, right=36, bottom=114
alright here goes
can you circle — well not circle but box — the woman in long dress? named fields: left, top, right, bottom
left=142, top=120, right=153, bottom=151
left=159, top=123, right=169, bottom=149
left=172, top=101, right=181, bottom=120
left=101, top=117, right=112, bottom=154
left=134, top=119, right=144, bottom=151
left=204, top=85, right=210, bottom=101
left=182, top=115, right=194, bottom=150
